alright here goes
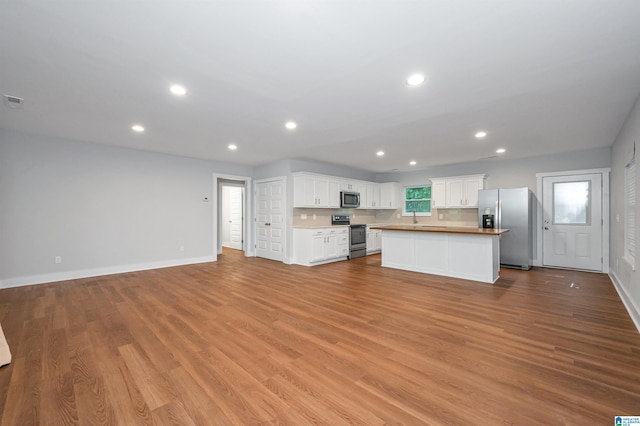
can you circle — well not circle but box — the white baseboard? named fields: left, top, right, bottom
left=0, top=256, right=216, bottom=289
left=609, top=271, right=640, bottom=334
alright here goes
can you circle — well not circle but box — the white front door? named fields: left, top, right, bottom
left=542, top=173, right=603, bottom=271
left=255, top=179, right=285, bottom=262
left=229, top=187, right=243, bottom=250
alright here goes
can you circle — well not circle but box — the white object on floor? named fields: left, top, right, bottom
left=0, top=322, right=11, bottom=367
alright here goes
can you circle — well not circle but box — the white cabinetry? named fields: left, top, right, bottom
left=365, top=183, right=380, bottom=209
left=430, top=175, right=485, bottom=208
left=431, top=180, right=447, bottom=209
left=293, top=173, right=340, bottom=208
left=379, top=182, right=401, bottom=209
left=340, top=180, right=357, bottom=191
left=354, top=182, right=367, bottom=209
left=293, top=172, right=399, bottom=210
left=293, top=227, right=349, bottom=266
left=366, top=226, right=382, bottom=254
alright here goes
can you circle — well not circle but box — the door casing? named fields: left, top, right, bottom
left=213, top=174, right=253, bottom=261
left=535, top=168, right=610, bottom=272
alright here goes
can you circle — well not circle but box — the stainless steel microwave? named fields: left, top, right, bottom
left=340, top=191, right=360, bottom=208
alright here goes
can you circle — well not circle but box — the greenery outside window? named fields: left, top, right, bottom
left=403, top=185, right=431, bottom=216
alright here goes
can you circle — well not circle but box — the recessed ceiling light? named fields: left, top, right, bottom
left=377, top=151, right=385, bottom=156
left=228, top=144, right=237, bottom=150
left=496, top=148, right=506, bottom=154
left=475, top=131, right=487, bottom=138
left=409, top=161, right=417, bottom=166
left=170, top=85, right=187, bottom=96
left=406, top=74, right=425, bottom=86
left=285, top=121, right=297, bottom=130
left=131, top=124, right=145, bottom=132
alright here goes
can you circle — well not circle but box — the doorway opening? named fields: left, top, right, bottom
left=220, top=182, right=244, bottom=252
left=214, top=174, right=252, bottom=261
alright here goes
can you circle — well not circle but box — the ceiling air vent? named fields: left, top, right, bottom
left=479, top=155, right=498, bottom=160
left=4, top=95, right=24, bottom=109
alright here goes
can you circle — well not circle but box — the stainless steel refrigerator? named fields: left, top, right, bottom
left=478, top=188, right=533, bottom=270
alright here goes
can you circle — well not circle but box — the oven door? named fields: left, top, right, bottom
left=349, top=225, right=367, bottom=258
left=350, top=225, right=366, bottom=246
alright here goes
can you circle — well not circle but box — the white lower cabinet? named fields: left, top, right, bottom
left=294, top=227, right=349, bottom=266
left=366, top=227, right=382, bottom=254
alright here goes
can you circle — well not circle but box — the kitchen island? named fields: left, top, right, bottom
left=369, top=225, right=509, bottom=284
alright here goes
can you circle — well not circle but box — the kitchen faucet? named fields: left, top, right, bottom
left=412, top=210, right=418, bottom=224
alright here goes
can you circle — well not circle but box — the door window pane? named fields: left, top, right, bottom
left=553, top=181, right=590, bottom=225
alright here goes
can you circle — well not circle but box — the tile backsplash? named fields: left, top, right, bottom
left=293, top=208, right=478, bottom=227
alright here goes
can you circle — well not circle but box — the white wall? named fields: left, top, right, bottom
left=290, top=159, right=376, bottom=181
left=610, top=94, right=640, bottom=331
left=0, top=129, right=251, bottom=287
left=376, top=147, right=611, bottom=191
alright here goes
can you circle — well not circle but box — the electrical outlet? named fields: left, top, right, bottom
left=55, top=256, right=62, bottom=264
left=397, top=213, right=400, bottom=219
left=313, top=214, right=317, bottom=220
left=439, top=213, right=443, bottom=220
left=301, top=214, right=307, bottom=220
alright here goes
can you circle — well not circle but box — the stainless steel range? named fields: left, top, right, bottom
left=349, top=224, right=366, bottom=259
left=331, top=215, right=366, bottom=259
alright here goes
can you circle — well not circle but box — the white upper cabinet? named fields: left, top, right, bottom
left=293, top=173, right=340, bottom=208
left=379, top=182, right=401, bottom=209
left=354, top=181, right=367, bottom=209
left=340, top=180, right=357, bottom=191
left=293, top=173, right=394, bottom=210
left=431, top=180, right=447, bottom=209
left=365, top=183, right=380, bottom=208
left=430, top=175, right=485, bottom=208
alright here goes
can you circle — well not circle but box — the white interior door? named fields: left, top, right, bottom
left=542, top=173, right=602, bottom=271
left=255, top=179, right=284, bottom=262
left=221, top=187, right=232, bottom=247
left=228, top=187, right=243, bottom=250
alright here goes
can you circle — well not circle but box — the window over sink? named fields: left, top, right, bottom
left=403, top=185, right=432, bottom=216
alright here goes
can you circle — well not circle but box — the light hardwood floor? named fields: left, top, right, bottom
left=1, top=249, right=639, bottom=425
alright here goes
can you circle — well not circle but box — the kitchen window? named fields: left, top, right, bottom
left=403, top=185, right=432, bottom=216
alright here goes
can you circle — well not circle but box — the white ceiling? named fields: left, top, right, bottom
left=2, top=1, right=640, bottom=172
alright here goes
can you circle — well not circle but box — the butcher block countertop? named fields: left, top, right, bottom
left=369, top=225, right=509, bottom=235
